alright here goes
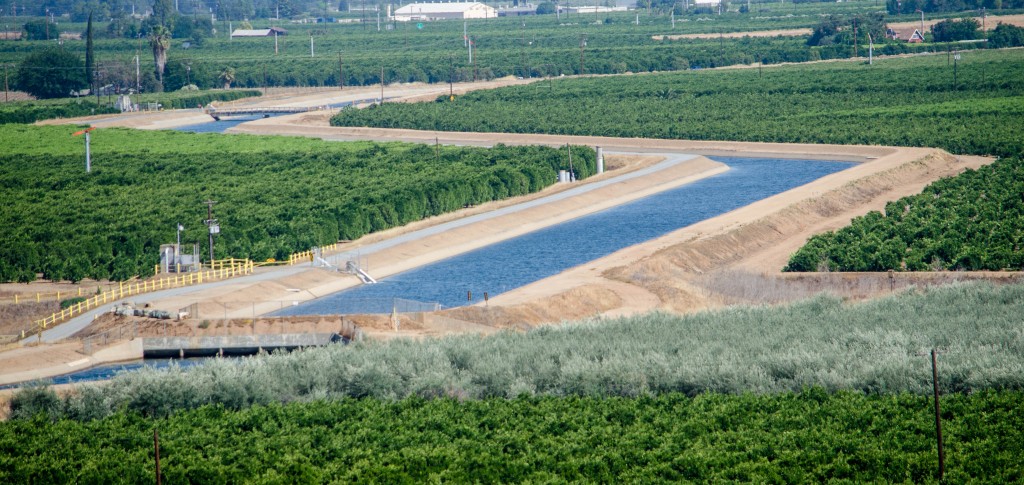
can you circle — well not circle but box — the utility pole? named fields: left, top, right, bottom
left=339, top=53, right=344, bottom=90
left=464, top=21, right=468, bottom=47
left=448, top=55, right=454, bottom=98
left=380, top=66, right=384, bottom=102
left=274, top=31, right=278, bottom=54
left=4, top=64, right=8, bottom=102
left=853, top=19, right=858, bottom=58
left=521, top=21, right=527, bottom=78
left=310, top=32, right=314, bottom=58
left=135, top=32, right=143, bottom=92
left=579, top=34, right=586, bottom=75
left=953, top=50, right=959, bottom=89
left=203, top=200, right=218, bottom=264
left=176, top=223, right=183, bottom=253
left=468, top=35, right=473, bottom=64
left=154, top=429, right=162, bottom=485
left=567, top=144, right=574, bottom=181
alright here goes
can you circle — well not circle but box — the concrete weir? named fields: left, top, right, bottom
left=142, top=333, right=346, bottom=358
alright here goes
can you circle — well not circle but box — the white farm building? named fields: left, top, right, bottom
left=392, top=2, right=498, bottom=22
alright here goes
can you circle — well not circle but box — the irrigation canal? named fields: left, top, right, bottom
left=11, top=156, right=853, bottom=388
left=173, top=99, right=379, bottom=133
left=274, top=156, right=855, bottom=315
left=0, top=357, right=217, bottom=389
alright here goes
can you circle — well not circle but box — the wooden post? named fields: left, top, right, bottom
left=932, top=349, right=945, bottom=481
left=154, top=429, right=162, bottom=485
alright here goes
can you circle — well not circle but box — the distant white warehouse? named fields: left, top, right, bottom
left=392, top=2, right=498, bottom=21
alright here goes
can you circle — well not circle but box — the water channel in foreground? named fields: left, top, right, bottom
left=0, top=357, right=221, bottom=389
left=274, top=156, right=855, bottom=315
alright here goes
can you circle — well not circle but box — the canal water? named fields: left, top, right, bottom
left=0, top=357, right=218, bottom=390
left=173, top=100, right=371, bottom=134
left=275, top=156, right=855, bottom=315
left=175, top=115, right=270, bottom=133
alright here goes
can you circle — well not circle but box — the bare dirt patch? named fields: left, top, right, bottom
left=0, top=280, right=122, bottom=335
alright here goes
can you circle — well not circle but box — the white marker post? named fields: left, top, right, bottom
left=72, top=127, right=95, bottom=173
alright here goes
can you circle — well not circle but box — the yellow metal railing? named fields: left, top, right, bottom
left=32, top=259, right=255, bottom=332
left=287, top=243, right=340, bottom=265
left=0, top=286, right=115, bottom=305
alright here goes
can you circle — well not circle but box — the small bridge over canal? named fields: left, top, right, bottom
left=204, top=105, right=329, bottom=121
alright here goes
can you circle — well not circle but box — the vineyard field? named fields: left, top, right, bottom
left=0, top=125, right=593, bottom=283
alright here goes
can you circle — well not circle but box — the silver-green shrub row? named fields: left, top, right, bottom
left=37, top=281, right=1024, bottom=420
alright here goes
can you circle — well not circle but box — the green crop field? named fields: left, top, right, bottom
left=1, top=0, right=1009, bottom=95
left=2, top=391, right=1022, bottom=482
left=786, top=156, right=1024, bottom=272
left=0, top=125, right=593, bottom=283
left=4, top=2, right=1024, bottom=481
left=4, top=281, right=1024, bottom=481
left=332, top=48, right=1024, bottom=157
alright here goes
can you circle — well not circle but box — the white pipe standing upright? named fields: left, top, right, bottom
left=596, top=146, right=604, bottom=174
left=85, top=132, right=91, bottom=173
left=868, top=33, right=874, bottom=65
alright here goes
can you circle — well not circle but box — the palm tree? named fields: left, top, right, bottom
left=219, top=67, right=236, bottom=89
left=149, top=26, right=171, bottom=84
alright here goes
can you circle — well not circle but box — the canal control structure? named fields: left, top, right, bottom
left=142, top=332, right=352, bottom=359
